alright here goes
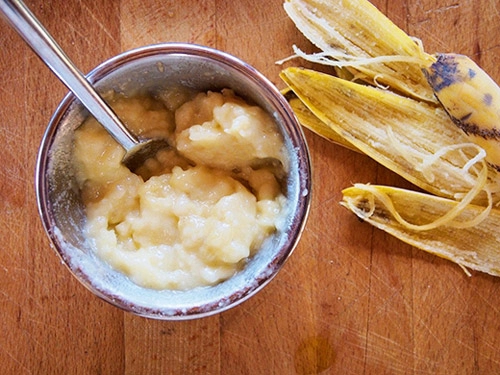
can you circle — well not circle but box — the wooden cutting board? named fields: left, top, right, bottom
left=1, top=0, right=499, bottom=374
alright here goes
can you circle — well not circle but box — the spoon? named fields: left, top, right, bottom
left=0, top=0, right=170, bottom=173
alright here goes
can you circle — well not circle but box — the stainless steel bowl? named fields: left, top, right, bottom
left=35, top=43, right=311, bottom=320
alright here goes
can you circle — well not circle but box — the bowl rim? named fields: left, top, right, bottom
left=35, top=42, right=312, bottom=320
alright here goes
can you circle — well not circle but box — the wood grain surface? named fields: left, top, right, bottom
left=1, top=0, right=499, bottom=374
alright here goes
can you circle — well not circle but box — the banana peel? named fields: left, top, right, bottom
left=342, top=184, right=500, bottom=277
left=282, top=0, right=436, bottom=102
left=288, top=96, right=360, bottom=153
left=280, top=67, right=500, bottom=205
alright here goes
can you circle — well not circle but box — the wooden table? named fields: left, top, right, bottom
left=1, top=0, right=499, bottom=373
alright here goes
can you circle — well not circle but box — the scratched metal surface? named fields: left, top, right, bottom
left=1, top=0, right=499, bottom=373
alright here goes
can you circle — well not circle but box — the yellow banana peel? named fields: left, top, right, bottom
left=282, top=0, right=436, bottom=102
left=342, top=184, right=500, bottom=277
left=280, top=67, right=500, bottom=205
left=288, top=96, right=359, bottom=153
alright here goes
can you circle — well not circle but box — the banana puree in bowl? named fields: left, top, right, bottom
left=36, top=43, right=311, bottom=319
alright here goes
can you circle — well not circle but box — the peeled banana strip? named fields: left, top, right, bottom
left=288, top=96, right=360, bottom=153
left=283, top=84, right=359, bottom=150
left=282, top=0, right=436, bottom=102
left=424, top=53, right=500, bottom=171
left=280, top=67, right=500, bottom=204
left=341, top=184, right=500, bottom=277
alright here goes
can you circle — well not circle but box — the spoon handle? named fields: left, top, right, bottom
left=0, top=0, right=138, bottom=151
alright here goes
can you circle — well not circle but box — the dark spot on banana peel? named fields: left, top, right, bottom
left=431, top=92, right=500, bottom=140
left=355, top=198, right=371, bottom=213
left=459, top=113, right=473, bottom=123
left=423, top=54, right=460, bottom=92
left=484, top=93, right=493, bottom=106
left=467, top=67, right=476, bottom=79
left=446, top=110, right=500, bottom=140
left=353, top=198, right=390, bottom=222
left=491, top=163, right=500, bottom=173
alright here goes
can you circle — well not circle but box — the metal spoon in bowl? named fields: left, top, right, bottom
left=0, top=0, right=170, bottom=173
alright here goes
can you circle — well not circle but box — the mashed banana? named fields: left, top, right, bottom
left=72, top=89, right=288, bottom=290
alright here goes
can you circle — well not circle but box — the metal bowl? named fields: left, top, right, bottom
left=35, top=43, right=311, bottom=320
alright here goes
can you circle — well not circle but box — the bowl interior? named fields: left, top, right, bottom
left=36, top=43, right=311, bottom=319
